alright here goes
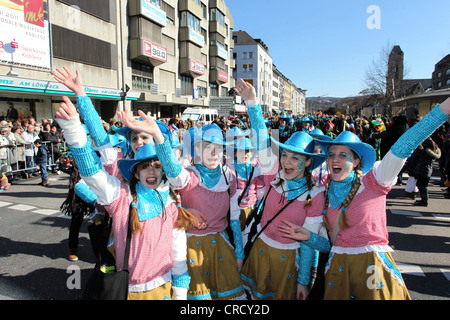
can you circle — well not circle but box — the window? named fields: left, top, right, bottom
left=249, top=64, right=254, bottom=71
left=210, top=84, right=219, bottom=97
left=447, top=79, right=450, bottom=86
left=181, top=75, right=193, bottom=95
left=180, top=11, right=201, bottom=33
left=210, top=8, right=225, bottom=27
left=197, top=85, right=207, bottom=98
left=150, top=0, right=161, bottom=8
left=243, top=52, right=247, bottom=59
left=447, top=69, right=450, bottom=75
left=243, top=64, right=247, bottom=72
left=132, top=62, right=153, bottom=91
left=249, top=52, right=253, bottom=59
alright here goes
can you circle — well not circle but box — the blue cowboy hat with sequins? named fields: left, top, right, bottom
left=117, top=143, right=159, bottom=182
left=195, top=123, right=231, bottom=146
left=234, top=136, right=255, bottom=150
left=271, top=131, right=326, bottom=170
left=309, top=128, right=333, bottom=142
left=316, top=131, right=376, bottom=174
left=226, top=126, right=251, bottom=141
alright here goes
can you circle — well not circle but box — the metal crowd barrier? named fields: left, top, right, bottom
left=0, top=141, right=68, bottom=177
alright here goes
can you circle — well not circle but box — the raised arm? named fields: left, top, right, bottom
left=376, top=98, right=450, bottom=186
left=53, top=68, right=110, bottom=148
left=235, top=79, right=278, bottom=175
left=55, top=97, right=121, bottom=205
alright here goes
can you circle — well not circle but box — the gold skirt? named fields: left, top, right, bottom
left=241, top=238, right=298, bottom=300
left=127, top=281, right=172, bottom=300
left=324, top=251, right=411, bottom=300
left=187, top=232, right=246, bottom=300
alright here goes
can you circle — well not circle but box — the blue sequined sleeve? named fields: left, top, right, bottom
left=74, top=182, right=97, bottom=206
left=247, top=102, right=270, bottom=151
left=172, top=272, right=191, bottom=290
left=303, top=232, right=331, bottom=253
left=69, top=140, right=103, bottom=177
left=297, top=242, right=315, bottom=286
left=230, top=219, right=245, bottom=260
left=155, top=133, right=183, bottom=178
left=391, top=105, right=449, bottom=158
left=76, top=95, right=110, bottom=147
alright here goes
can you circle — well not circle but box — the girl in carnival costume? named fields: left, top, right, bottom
left=278, top=97, right=450, bottom=300
left=121, top=113, right=246, bottom=300
left=54, top=84, right=196, bottom=301
left=234, top=79, right=327, bottom=300
left=226, top=127, right=265, bottom=232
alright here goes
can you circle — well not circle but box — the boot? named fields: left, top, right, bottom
left=42, top=179, right=49, bottom=187
left=414, top=189, right=428, bottom=206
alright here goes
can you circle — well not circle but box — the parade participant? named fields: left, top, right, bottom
left=278, top=97, right=450, bottom=300
left=300, top=116, right=314, bottom=133
left=55, top=99, right=196, bottom=300
left=121, top=112, right=246, bottom=300
left=235, top=79, right=327, bottom=300
left=228, top=136, right=265, bottom=232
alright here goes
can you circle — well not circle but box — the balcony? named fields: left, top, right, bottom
left=210, top=68, right=228, bottom=85
left=180, top=58, right=205, bottom=78
left=130, top=39, right=167, bottom=66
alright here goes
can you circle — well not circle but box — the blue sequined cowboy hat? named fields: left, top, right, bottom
left=309, top=128, right=333, bottom=142
left=108, top=132, right=128, bottom=154
left=195, top=123, right=231, bottom=146
left=270, top=131, right=326, bottom=170
left=226, top=126, right=251, bottom=141
left=316, top=131, right=376, bottom=174
left=234, top=136, right=255, bottom=150
left=117, top=143, right=159, bottom=182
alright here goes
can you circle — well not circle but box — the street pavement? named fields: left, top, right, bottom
left=0, top=169, right=449, bottom=300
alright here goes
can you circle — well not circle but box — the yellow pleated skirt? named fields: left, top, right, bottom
left=187, top=232, right=246, bottom=300
left=241, top=238, right=299, bottom=300
left=324, top=251, right=411, bottom=300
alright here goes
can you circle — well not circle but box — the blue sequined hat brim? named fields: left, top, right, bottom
left=270, top=136, right=326, bottom=170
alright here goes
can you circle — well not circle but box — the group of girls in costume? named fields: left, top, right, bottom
left=54, top=66, right=450, bottom=300
left=234, top=79, right=450, bottom=300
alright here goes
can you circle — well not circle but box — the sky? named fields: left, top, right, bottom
left=225, top=0, right=450, bottom=98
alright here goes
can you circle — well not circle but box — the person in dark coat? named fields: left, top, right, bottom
left=410, top=137, right=441, bottom=206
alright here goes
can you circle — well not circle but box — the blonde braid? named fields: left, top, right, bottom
left=169, top=189, right=198, bottom=230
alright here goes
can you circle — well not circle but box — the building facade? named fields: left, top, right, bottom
left=0, top=0, right=235, bottom=123
left=232, top=30, right=273, bottom=115
left=432, top=54, right=450, bottom=91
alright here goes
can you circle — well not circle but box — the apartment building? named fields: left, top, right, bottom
left=232, top=30, right=273, bottom=115
left=0, top=0, right=235, bottom=122
left=232, top=30, right=306, bottom=116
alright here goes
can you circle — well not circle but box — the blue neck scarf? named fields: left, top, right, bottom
left=328, top=171, right=356, bottom=209
left=136, top=182, right=170, bottom=221
left=195, top=163, right=222, bottom=188
left=234, top=160, right=252, bottom=180
left=285, top=176, right=308, bottom=201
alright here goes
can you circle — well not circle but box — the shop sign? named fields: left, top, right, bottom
left=190, top=59, right=205, bottom=75
left=0, top=0, right=51, bottom=70
left=142, top=40, right=167, bottom=62
left=140, top=0, right=166, bottom=27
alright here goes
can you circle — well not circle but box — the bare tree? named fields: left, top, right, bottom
left=363, top=42, right=410, bottom=118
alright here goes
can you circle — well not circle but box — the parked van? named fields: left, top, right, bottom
left=181, top=107, right=218, bottom=124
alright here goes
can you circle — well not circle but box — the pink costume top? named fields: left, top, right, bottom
left=170, top=165, right=237, bottom=235
left=257, top=171, right=325, bottom=249
left=324, top=162, right=395, bottom=254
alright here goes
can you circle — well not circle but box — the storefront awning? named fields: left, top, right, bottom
left=0, top=75, right=141, bottom=100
